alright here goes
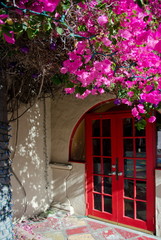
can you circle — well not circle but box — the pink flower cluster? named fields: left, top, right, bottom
left=0, top=0, right=60, bottom=44
left=60, top=0, right=161, bottom=123
left=1, top=0, right=161, bottom=124
left=16, top=0, right=60, bottom=12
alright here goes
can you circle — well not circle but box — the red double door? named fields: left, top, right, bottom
left=86, top=112, right=155, bottom=232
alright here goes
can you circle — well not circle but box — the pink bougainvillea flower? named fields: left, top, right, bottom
left=119, top=29, right=132, bottom=40
left=64, top=88, right=75, bottom=94
left=0, top=14, right=8, bottom=25
left=102, top=37, right=111, bottom=47
left=38, top=0, right=61, bottom=12
left=127, top=91, right=134, bottom=97
left=137, top=104, right=146, bottom=114
left=148, top=116, right=156, bottom=123
left=3, top=31, right=15, bottom=44
left=154, top=40, right=161, bottom=53
left=61, top=67, right=68, bottom=74
left=97, top=15, right=108, bottom=26
left=0, top=14, right=8, bottom=19
left=0, top=19, right=5, bottom=25
left=132, top=107, right=139, bottom=117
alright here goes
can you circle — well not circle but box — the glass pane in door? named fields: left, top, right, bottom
left=124, top=179, right=134, bottom=198
left=136, top=160, right=146, bottom=179
left=104, top=177, right=112, bottom=194
left=136, top=181, right=146, bottom=200
left=93, top=157, right=101, bottom=174
left=124, top=159, right=134, bottom=178
left=103, top=158, right=111, bottom=175
left=94, top=176, right=102, bottom=193
left=124, top=139, right=133, bottom=157
left=94, top=194, right=102, bottom=211
left=135, top=126, right=145, bottom=137
left=104, top=196, right=112, bottom=213
left=136, top=139, right=146, bottom=157
left=92, top=120, right=100, bottom=137
left=136, top=201, right=146, bottom=221
left=93, top=139, right=100, bottom=155
left=125, top=199, right=134, bottom=218
left=103, top=139, right=111, bottom=156
left=123, top=118, right=133, bottom=137
left=102, top=119, right=111, bottom=137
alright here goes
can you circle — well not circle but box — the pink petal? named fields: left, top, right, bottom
left=3, top=31, right=15, bottom=44
left=154, top=40, right=161, bottom=53
left=0, top=14, right=8, bottom=19
left=148, top=116, right=156, bottom=123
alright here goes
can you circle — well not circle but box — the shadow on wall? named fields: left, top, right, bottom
left=51, top=163, right=86, bottom=215
left=156, top=183, right=161, bottom=198
left=10, top=101, right=53, bottom=220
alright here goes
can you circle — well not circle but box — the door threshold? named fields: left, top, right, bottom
left=88, top=215, right=154, bottom=236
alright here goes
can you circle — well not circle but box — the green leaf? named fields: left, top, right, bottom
left=2, top=25, right=13, bottom=33
left=52, top=73, right=69, bottom=85
left=78, top=25, right=87, bottom=31
left=62, top=74, right=69, bottom=81
left=22, top=23, right=28, bottom=31
left=56, top=27, right=64, bottom=35
left=13, top=23, right=23, bottom=33
left=135, top=119, right=146, bottom=130
left=26, top=28, right=38, bottom=39
left=96, top=2, right=106, bottom=9
left=135, top=0, right=145, bottom=7
left=75, top=86, right=86, bottom=94
left=44, top=21, right=52, bottom=31
left=66, top=82, right=74, bottom=88
left=52, top=74, right=62, bottom=85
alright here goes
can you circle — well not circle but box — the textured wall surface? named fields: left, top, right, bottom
left=51, top=94, right=112, bottom=163
left=10, top=98, right=53, bottom=220
left=8, top=93, right=161, bottom=237
left=51, top=94, right=112, bottom=215
left=156, top=169, right=161, bottom=237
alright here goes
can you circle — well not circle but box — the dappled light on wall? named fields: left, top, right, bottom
left=10, top=100, right=53, bottom=220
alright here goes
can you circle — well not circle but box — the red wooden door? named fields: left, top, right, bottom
left=86, top=112, right=155, bottom=232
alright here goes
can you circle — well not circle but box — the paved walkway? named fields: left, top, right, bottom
left=14, top=210, right=161, bottom=240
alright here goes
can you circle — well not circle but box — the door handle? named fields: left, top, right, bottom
left=108, top=171, right=116, bottom=176
left=118, top=172, right=123, bottom=176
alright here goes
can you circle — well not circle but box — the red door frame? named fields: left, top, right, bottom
left=85, top=111, right=155, bottom=232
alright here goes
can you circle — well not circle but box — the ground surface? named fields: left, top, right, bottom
left=14, top=209, right=161, bottom=240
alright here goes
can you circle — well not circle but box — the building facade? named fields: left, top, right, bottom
left=10, top=94, right=161, bottom=237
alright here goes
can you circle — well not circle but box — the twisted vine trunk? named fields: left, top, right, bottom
left=0, top=75, right=13, bottom=239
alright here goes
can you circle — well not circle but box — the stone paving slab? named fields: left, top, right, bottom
left=43, top=231, right=65, bottom=240
left=14, top=214, right=161, bottom=240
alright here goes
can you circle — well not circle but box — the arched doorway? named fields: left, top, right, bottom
left=85, top=105, right=155, bottom=233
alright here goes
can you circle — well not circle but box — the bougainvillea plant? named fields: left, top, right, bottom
left=1, top=0, right=161, bottom=129
left=60, top=0, right=161, bottom=129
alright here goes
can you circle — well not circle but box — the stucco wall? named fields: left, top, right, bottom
left=10, top=98, right=53, bottom=220
left=51, top=93, right=113, bottom=215
left=9, top=93, right=161, bottom=237
left=156, top=169, right=161, bottom=236
left=51, top=94, right=113, bottom=163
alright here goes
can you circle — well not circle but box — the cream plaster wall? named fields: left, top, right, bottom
left=155, top=169, right=161, bottom=237
left=9, top=93, right=161, bottom=237
left=51, top=93, right=113, bottom=215
left=50, top=163, right=85, bottom=215
left=51, top=94, right=113, bottom=163
left=10, top=98, right=53, bottom=220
